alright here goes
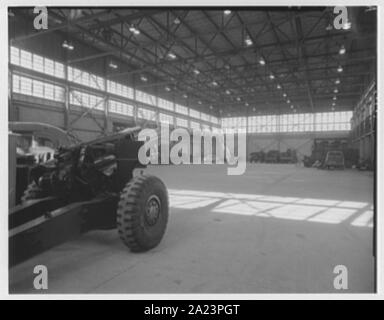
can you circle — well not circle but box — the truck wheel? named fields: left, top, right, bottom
left=117, top=175, right=169, bottom=252
left=21, top=182, right=43, bottom=203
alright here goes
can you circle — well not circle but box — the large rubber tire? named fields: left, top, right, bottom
left=117, top=175, right=169, bottom=252
left=20, top=182, right=43, bottom=203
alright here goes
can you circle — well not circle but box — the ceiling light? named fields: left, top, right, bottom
left=212, top=81, right=218, bottom=86
left=108, top=61, right=118, bottom=69
left=333, top=96, right=337, bottom=100
left=236, top=97, right=241, bottom=102
left=334, top=88, right=339, bottom=93
left=140, top=75, right=148, bottom=82
left=337, top=65, right=343, bottom=72
left=224, top=10, right=231, bottom=15
left=62, top=40, right=74, bottom=50
left=252, top=107, right=256, bottom=112
left=283, top=93, right=287, bottom=98
left=225, top=90, right=231, bottom=95
left=198, top=101, right=202, bottom=105
left=245, top=102, right=249, bottom=107
left=287, top=99, right=290, bottom=104
left=173, top=17, right=181, bottom=25
left=193, top=69, right=200, bottom=75
left=332, top=102, right=336, bottom=106
left=165, top=86, right=171, bottom=92
left=269, top=73, right=275, bottom=79
left=245, top=36, right=253, bottom=47
left=167, top=52, right=177, bottom=59
left=277, top=84, right=281, bottom=89
left=129, top=25, right=140, bottom=35
left=339, top=45, right=346, bottom=55
left=209, top=105, right=213, bottom=110
left=258, top=57, right=266, bottom=65
left=335, top=79, right=341, bottom=85
left=183, top=94, right=188, bottom=98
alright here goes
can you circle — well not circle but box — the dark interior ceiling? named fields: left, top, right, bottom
left=9, top=7, right=377, bottom=117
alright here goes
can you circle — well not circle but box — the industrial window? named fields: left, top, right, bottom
left=70, top=90, right=104, bottom=110
left=10, top=46, right=20, bottom=65
left=68, top=67, right=105, bottom=91
left=20, top=50, right=32, bottom=69
left=222, top=117, right=247, bottom=131
left=189, top=109, right=200, bottom=119
left=10, top=47, right=65, bottom=79
left=201, top=112, right=210, bottom=122
left=32, top=54, right=44, bottom=73
left=158, top=98, right=174, bottom=111
left=210, top=116, right=219, bottom=125
left=159, top=113, right=174, bottom=125
left=137, top=107, right=156, bottom=121
left=108, top=100, right=134, bottom=116
left=12, top=74, right=65, bottom=102
left=190, top=121, right=201, bottom=130
left=106, top=80, right=134, bottom=100
left=136, top=90, right=157, bottom=106
left=223, top=111, right=352, bottom=133
left=175, top=104, right=189, bottom=115
left=176, top=117, right=188, bottom=128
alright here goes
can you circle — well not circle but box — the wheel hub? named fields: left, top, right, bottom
left=145, top=195, right=161, bottom=226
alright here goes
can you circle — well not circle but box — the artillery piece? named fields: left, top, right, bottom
left=9, top=127, right=169, bottom=266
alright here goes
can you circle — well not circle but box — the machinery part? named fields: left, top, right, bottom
left=20, top=182, right=44, bottom=203
left=117, top=175, right=169, bottom=252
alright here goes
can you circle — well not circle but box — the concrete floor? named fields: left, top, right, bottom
left=9, top=164, right=375, bottom=293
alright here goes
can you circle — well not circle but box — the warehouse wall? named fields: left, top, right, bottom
left=246, top=131, right=350, bottom=160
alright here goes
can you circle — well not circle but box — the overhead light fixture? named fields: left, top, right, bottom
left=209, top=105, right=213, bottom=110
left=167, top=52, right=177, bottom=60
left=258, top=57, right=266, bottom=65
left=236, top=97, right=241, bottom=102
left=290, top=105, right=294, bottom=109
left=269, top=73, right=275, bottom=79
left=252, top=107, right=256, bottom=112
left=342, top=21, right=352, bottom=30
left=183, top=94, right=188, bottom=98
left=224, top=10, right=231, bottom=15
left=212, top=81, right=218, bottom=86
left=62, top=40, right=74, bottom=50
left=225, top=90, right=231, bottom=95
left=108, top=61, right=118, bottom=69
left=173, top=17, right=181, bottom=25
left=332, top=102, right=336, bottom=106
left=165, top=86, right=171, bottom=92
left=245, top=102, right=249, bottom=107
left=129, top=25, right=141, bottom=35
left=198, top=101, right=202, bottom=105
left=339, top=45, right=346, bottom=55
left=283, top=93, right=287, bottom=98
left=140, top=75, right=148, bottom=82
left=333, top=96, right=337, bottom=100
left=277, top=84, right=282, bottom=89
left=334, top=88, right=339, bottom=93
left=335, top=79, right=341, bottom=85
left=193, top=69, right=200, bottom=75
left=287, top=99, right=290, bottom=104
left=337, top=65, right=343, bottom=72
left=245, top=36, right=253, bottom=47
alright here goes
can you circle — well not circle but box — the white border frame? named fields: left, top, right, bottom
left=0, top=0, right=382, bottom=299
